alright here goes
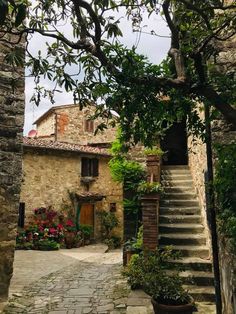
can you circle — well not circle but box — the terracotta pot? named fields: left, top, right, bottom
left=151, top=297, right=195, bottom=314
left=146, top=155, right=160, bottom=162
left=64, top=232, right=77, bottom=249
left=126, top=250, right=137, bottom=265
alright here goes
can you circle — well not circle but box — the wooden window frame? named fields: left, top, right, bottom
left=81, top=157, right=99, bottom=177
left=84, top=119, right=94, bottom=133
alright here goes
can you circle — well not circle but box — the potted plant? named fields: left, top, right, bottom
left=137, top=181, right=164, bottom=198
left=64, top=219, right=81, bottom=249
left=79, top=224, right=93, bottom=245
left=144, top=147, right=164, bottom=162
left=123, top=238, right=138, bottom=266
left=124, top=248, right=196, bottom=314
left=123, top=225, right=143, bottom=265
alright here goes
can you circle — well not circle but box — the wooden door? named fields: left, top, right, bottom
left=80, top=203, right=94, bottom=230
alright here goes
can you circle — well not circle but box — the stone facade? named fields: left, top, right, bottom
left=35, top=104, right=117, bottom=145
left=0, top=39, right=25, bottom=309
left=20, top=147, right=123, bottom=239
left=187, top=15, right=236, bottom=309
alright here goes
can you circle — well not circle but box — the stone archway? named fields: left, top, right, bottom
left=0, top=39, right=25, bottom=310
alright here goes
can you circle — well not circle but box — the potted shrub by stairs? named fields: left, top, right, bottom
left=124, top=248, right=196, bottom=314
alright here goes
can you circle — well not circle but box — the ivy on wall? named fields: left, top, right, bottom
left=215, top=143, right=236, bottom=251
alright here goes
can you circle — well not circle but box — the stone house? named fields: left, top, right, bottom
left=20, top=104, right=123, bottom=240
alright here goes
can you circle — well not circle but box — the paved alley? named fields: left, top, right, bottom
left=3, top=245, right=153, bottom=314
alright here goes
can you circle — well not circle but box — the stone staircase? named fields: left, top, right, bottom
left=159, top=165, right=216, bottom=304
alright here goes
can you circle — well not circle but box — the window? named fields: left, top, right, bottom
left=110, top=203, right=116, bottom=212
left=84, top=119, right=94, bottom=133
left=81, top=158, right=99, bottom=177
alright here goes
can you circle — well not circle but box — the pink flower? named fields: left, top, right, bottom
left=49, top=227, right=57, bottom=234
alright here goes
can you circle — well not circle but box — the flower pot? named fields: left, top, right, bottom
left=151, top=298, right=195, bottom=314
left=146, top=154, right=161, bottom=162
left=64, top=232, right=77, bottom=249
left=126, top=250, right=137, bottom=265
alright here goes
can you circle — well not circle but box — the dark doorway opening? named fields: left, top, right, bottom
left=161, top=120, right=188, bottom=165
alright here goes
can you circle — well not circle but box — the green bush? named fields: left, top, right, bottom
left=144, top=147, right=164, bottom=156
left=123, top=248, right=190, bottom=305
left=137, top=181, right=164, bottom=194
left=79, top=224, right=93, bottom=237
left=36, top=239, right=60, bottom=251
left=105, top=236, right=122, bottom=249
left=98, top=210, right=119, bottom=239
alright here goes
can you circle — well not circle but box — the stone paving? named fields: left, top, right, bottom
left=2, top=244, right=216, bottom=314
left=2, top=245, right=153, bottom=314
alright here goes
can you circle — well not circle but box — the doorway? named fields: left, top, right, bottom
left=161, top=120, right=188, bottom=165
left=80, top=203, right=94, bottom=235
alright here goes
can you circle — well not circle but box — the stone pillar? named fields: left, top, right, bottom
left=141, top=195, right=159, bottom=250
left=0, top=38, right=25, bottom=310
left=141, top=155, right=161, bottom=250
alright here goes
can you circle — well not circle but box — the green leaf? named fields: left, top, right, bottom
left=0, top=0, right=8, bottom=25
left=15, top=3, right=26, bottom=27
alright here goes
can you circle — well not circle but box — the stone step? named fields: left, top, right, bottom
left=161, top=199, right=199, bottom=207
left=159, top=234, right=206, bottom=246
left=170, top=257, right=213, bottom=272
left=180, top=271, right=214, bottom=286
left=183, top=285, right=216, bottom=302
left=162, top=165, right=189, bottom=170
left=161, top=174, right=193, bottom=181
left=166, top=270, right=214, bottom=286
left=162, top=169, right=191, bottom=175
left=160, top=207, right=200, bottom=215
left=159, top=215, right=202, bottom=224
left=159, top=223, right=204, bottom=234
left=162, top=180, right=194, bottom=187
left=160, top=245, right=210, bottom=258
left=164, top=187, right=195, bottom=193
left=163, top=192, right=197, bottom=200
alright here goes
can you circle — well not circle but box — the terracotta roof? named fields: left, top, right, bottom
left=23, top=137, right=111, bottom=157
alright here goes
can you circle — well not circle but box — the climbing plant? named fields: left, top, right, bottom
left=215, top=143, right=236, bottom=251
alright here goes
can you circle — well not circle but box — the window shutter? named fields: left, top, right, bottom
left=81, top=157, right=89, bottom=176
left=93, top=159, right=99, bottom=177
left=85, top=119, right=94, bottom=133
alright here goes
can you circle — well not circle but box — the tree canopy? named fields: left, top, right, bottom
left=1, top=0, right=236, bottom=145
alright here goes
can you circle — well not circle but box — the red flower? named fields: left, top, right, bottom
left=57, top=224, right=64, bottom=230
left=66, top=219, right=75, bottom=227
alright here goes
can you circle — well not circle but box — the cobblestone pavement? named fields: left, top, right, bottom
left=3, top=245, right=153, bottom=314
left=2, top=245, right=215, bottom=314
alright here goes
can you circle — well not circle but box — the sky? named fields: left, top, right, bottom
left=24, top=8, right=171, bottom=135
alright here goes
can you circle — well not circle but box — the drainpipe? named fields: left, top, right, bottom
left=55, top=112, right=58, bottom=141
left=204, top=102, right=222, bottom=314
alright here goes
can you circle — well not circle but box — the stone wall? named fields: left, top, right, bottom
left=188, top=114, right=236, bottom=313
left=188, top=131, right=211, bottom=247
left=20, top=148, right=123, bottom=239
left=36, top=105, right=117, bottom=145
left=36, top=113, right=55, bottom=138
left=0, top=40, right=25, bottom=309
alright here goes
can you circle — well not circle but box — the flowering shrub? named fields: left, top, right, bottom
left=16, top=207, right=66, bottom=250
left=16, top=206, right=90, bottom=250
